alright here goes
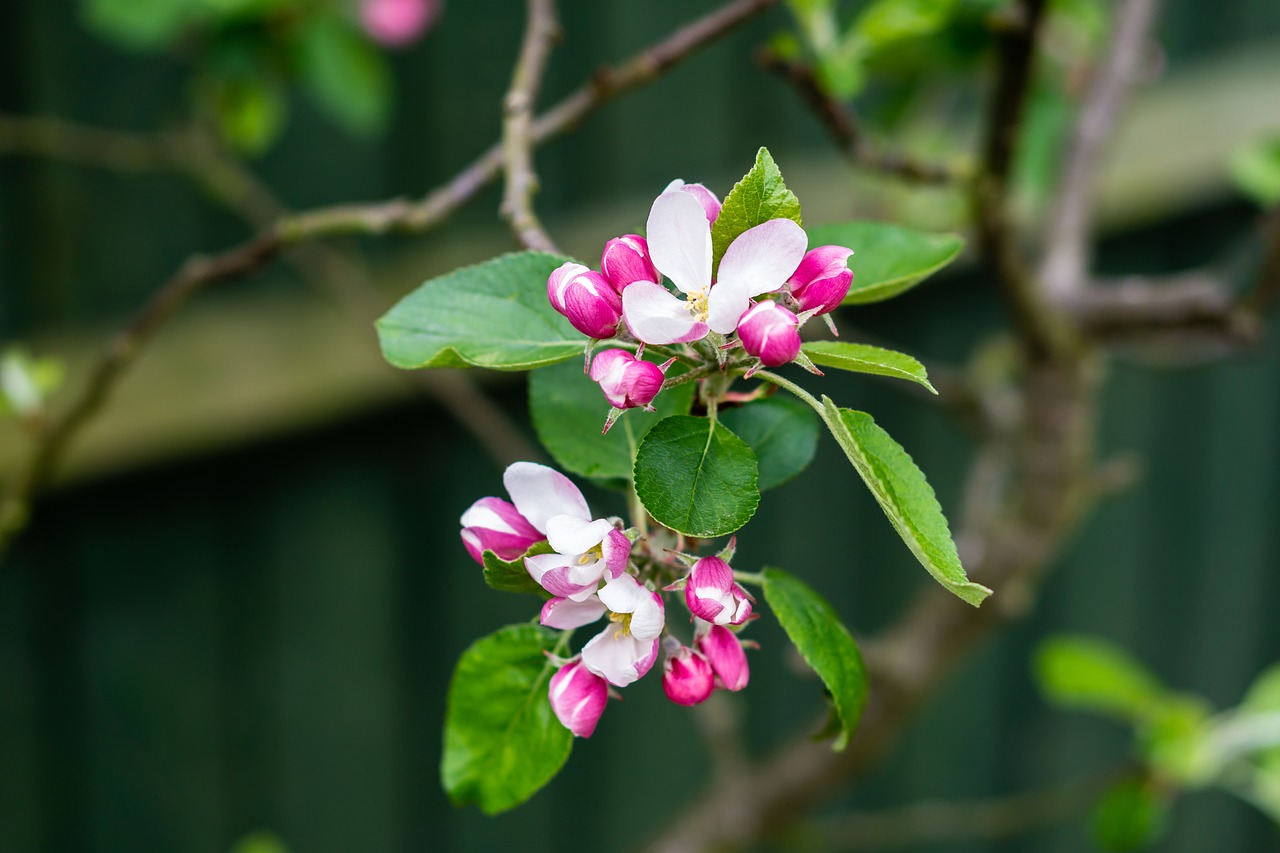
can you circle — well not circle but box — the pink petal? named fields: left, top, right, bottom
left=622, top=281, right=707, bottom=345
left=549, top=661, right=608, bottom=737
left=504, top=462, right=590, bottom=533
left=525, top=552, right=603, bottom=600
left=646, top=190, right=711, bottom=296
left=601, top=529, right=631, bottom=579
left=541, top=596, right=607, bottom=630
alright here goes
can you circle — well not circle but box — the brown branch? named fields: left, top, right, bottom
left=1040, top=0, right=1164, bottom=301
left=500, top=0, right=563, bottom=253
left=0, top=115, right=178, bottom=172
left=0, top=0, right=777, bottom=564
left=755, top=51, right=959, bottom=186
left=972, top=0, right=1076, bottom=362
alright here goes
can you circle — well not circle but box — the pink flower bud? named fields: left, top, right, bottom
left=696, top=624, right=750, bottom=692
left=685, top=556, right=753, bottom=625
left=548, top=659, right=608, bottom=738
left=736, top=301, right=801, bottom=367
left=459, top=496, right=543, bottom=564
left=678, top=183, right=722, bottom=223
left=662, top=643, right=715, bottom=706
left=589, top=350, right=666, bottom=410
left=787, top=245, right=853, bottom=315
left=600, top=235, right=660, bottom=294
left=548, top=262, right=624, bottom=339
left=360, top=0, right=439, bottom=47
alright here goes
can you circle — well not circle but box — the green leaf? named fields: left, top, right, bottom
left=711, top=147, right=803, bottom=274
left=718, top=395, right=820, bottom=490
left=804, top=221, right=963, bottom=305
left=0, top=347, right=63, bottom=416
left=633, top=416, right=759, bottom=538
left=1229, top=136, right=1280, bottom=207
left=762, top=567, right=868, bottom=751
left=297, top=15, right=392, bottom=137
left=1242, top=663, right=1280, bottom=712
left=81, top=0, right=193, bottom=50
left=377, top=252, right=585, bottom=372
left=853, top=0, right=956, bottom=48
left=1033, top=635, right=1168, bottom=721
left=441, top=624, right=572, bottom=814
left=823, top=401, right=990, bottom=606
left=210, top=74, right=287, bottom=154
left=229, top=831, right=289, bottom=853
left=1091, top=777, right=1169, bottom=851
left=801, top=341, right=936, bottom=394
left=529, top=357, right=695, bottom=481
left=482, top=541, right=554, bottom=598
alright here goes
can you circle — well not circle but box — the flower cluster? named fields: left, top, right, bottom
left=547, top=180, right=854, bottom=415
left=461, top=462, right=756, bottom=737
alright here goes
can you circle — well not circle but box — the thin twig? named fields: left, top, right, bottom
left=1040, top=0, right=1164, bottom=301
left=755, top=50, right=959, bottom=186
left=0, top=0, right=778, bottom=563
left=0, top=115, right=178, bottom=171
left=501, top=0, right=563, bottom=253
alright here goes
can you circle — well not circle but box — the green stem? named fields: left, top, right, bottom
left=733, top=570, right=766, bottom=587
left=755, top=369, right=861, bottom=463
left=754, top=370, right=825, bottom=416
left=660, top=361, right=722, bottom=390
left=629, top=481, right=650, bottom=539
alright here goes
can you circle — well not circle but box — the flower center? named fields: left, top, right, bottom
left=577, top=542, right=604, bottom=566
left=608, top=610, right=633, bottom=637
left=687, top=288, right=710, bottom=322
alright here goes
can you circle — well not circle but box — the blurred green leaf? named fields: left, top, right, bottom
left=711, top=147, right=803, bottom=275
left=1090, top=777, right=1169, bottom=851
left=1229, top=136, right=1280, bottom=208
left=0, top=347, right=64, bottom=417
left=377, top=252, right=584, bottom=371
left=634, top=416, right=759, bottom=538
left=763, top=567, right=868, bottom=751
left=297, top=15, right=392, bottom=137
left=529, top=357, right=695, bottom=482
left=853, top=0, right=957, bottom=47
left=1034, top=635, right=1168, bottom=722
left=229, top=831, right=289, bottom=853
left=1242, top=663, right=1280, bottom=712
left=441, top=624, right=572, bottom=814
left=718, top=394, right=820, bottom=491
left=209, top=74, right=287, bottom=154
left=82, top=0, right=193, bottom=50
left=1140, top=695, right=1213, bottom=784
left=804, top=221, right=964, bottom=305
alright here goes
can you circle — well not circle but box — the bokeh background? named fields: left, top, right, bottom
left=1, top=1, right=1279, bottom=851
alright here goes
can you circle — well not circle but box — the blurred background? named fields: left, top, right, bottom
left=1, top=0, right=1279, bottom=851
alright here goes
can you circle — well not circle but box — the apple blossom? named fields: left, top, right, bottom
left=547, top=262, right=624, bottom=339
left=787, top=245, right=854, bottom=315
left=685, top=556, right=754, bottom=625
left=621, top=187, right=808, bottom=345
left=697, top=623, right=750, bottom=692
left=664, top=179, right=722, bottom=223
left=360, top=0, right=439, bottom=47
left=600, top=235, right=660, bottom=294
left=736, top=301, right=802, bottom=367
left=589, top=349, right=669, bottom=410
left=661, top=640, right=715, bottom=706
left=581, top=573, right=665, bottom=687
left=459, top=496, right=543, bottom=564
left=548, top=659, right=609, bottom=738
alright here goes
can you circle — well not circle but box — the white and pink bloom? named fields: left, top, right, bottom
left=581, top=573, right=665, bottom=687
left=661, top=640, right=715, bottom=706
left=621, top=188, right=808, bottom=346
left=697, top=623, right=750, bottom=692
left=736, top=301, right=801, bottom=368
left=548, top=659, right=609, bottom=738
left=685, top=556, right=754, bottom=626
left=548, top=262, right=624, bottom=339
left=600, top=235, right=659, bottom=294
left=666, top=179, right=722, bottom=223
left=360, top=0, right=439, bottom=47
left=459, top=496, right=544, bottom=564
left=589, top=349, right=670, bottom=410
left=787, top=245, right=854, bottom=315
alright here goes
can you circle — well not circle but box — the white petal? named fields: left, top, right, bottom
left=628, top=592, right=665, bottom=641
left=581, top=626, right=652, bottom=687
left=705, top=284, right=754, bottom=335
left=597, top=573, right=648, bottom=613
left=541, top=596, right=607, bottom=630
left=545, top=515, right=615, bottom=556
left=622, top=280, right=707, bottom=345
left=504, top=462, right=590, bottom=533
left=646, top=191, right=711, bottom=295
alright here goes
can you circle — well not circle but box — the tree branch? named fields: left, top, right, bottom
left=1040, top=0, right=1164, bottom=301
left=500, top=0, right=563, bottom=253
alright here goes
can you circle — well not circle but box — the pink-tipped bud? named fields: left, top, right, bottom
left=787, top=245, right=853, bottom=315
left=459, top=496, right=543, bottom=564
left=678, top=183, right=722, bottom=223
left=600, top=235, right=660, bottom=294
left=548, top=262, right=624, bottom=339
left=696, top=624, right=750, bottom=692
left=360, top=0, right=439, bottom=47
left=548, top=660, right=608, bottom=738
left=736, top=301, right=801, bottom=367
left=685, top=556, right=753, bottom=626
left=589, top=350, right=666, bottom=410
left=662, top=643, right=715, bottom=706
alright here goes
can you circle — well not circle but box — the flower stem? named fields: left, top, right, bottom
left=733, top=570, right=766, bottom=587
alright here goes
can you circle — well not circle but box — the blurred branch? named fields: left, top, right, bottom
left=1041, top=0, right=1164, bottom=301
left=807, top=770, right=1115, bottom=850
left=500, top=0, right=562, bottom=253
left=0, top=0, right=777, bottom=566
left=754, top=51, right=960, bottom=186
left=0, top=114, right=176, bottom=171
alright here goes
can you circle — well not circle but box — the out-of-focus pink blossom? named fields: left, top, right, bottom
left=736, top=301, right=801, bottom=367
left=697, top=623, right=750, bottom=692
left=548, top=262, right=624, bottom=339
left=787, top=245, right=853, bottom=315
left=548, top=659, right=608, bottom=737
left=360, top=0, right=439, bottom=47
